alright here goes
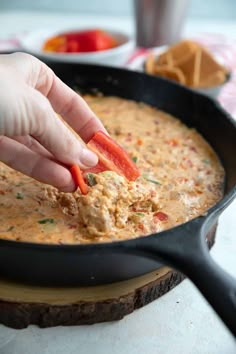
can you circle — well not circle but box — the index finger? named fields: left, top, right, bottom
left=33, top=58, right=107, bottom=142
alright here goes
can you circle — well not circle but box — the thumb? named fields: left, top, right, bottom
left=23, top=87, right=98, bottom=169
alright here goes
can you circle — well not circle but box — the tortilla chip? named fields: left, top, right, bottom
left=156, top=52, right=174, bottom=66
left=176, top=49, right=201, bottom=86
left=198, top=70, right=227, bottom=88
left=145, top=53, right=156, bottom=74
left=157, top=40, right=198, bottom=67
left=197, top=47, right=228, bottom=84
left=154, top=65, right=186, bottom=85
left=144, top=40, right=228, bottom=88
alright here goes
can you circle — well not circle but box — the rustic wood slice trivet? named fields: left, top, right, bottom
left=0, top=226, right=216, bottom=329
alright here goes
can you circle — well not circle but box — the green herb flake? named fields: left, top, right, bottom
left=38, top=218, right=55, bottom=225
left=202, top=159, right=210, bottom=165
left=16, top=192, right=23, bottom=199
left=144, top=178, right=162, bottom=185
left=7, top=226, right=14, bottom=232
left=132, top=156, right=138, bottom=163
left=86, top=173, right=97, bottom=187
left=135, top=212, right=145, bottom=217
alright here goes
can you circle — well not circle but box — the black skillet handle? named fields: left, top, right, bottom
left=132, top=217, right=236, bottom=337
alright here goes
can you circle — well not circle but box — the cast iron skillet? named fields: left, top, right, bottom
left=0, top=63, right=236, bottom=336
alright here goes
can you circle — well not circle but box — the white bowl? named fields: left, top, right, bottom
left=128, top=46, right=230, bottom=99
left=20, top=28, right=135, bottom=66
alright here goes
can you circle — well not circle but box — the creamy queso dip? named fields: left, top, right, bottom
left=0, top=96, right=224, bottom=244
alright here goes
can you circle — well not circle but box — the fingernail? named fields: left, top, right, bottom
left=80, top=148, right=98, bottom=167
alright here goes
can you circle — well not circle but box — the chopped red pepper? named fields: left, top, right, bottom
left=68, top=224, right=77, bottom=229
left=70, top=165, right=89, bottom=195
left=86, top=131, right=140, bottom=181
left=136, top=138, right=143, bottom=146
left=137, top=223, right=145, bottom=231
left=186, top=159, right=193, bottom=168
left=189, top=146, right=197, bottom=152
left=153, top=212, right=168, bottom=222
left=125, top=136, right=132, bottom=142
left=167, top=138, right=179, bottom=147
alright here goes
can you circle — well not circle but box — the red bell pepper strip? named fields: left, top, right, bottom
left=65, top=29, right=117, bottom=52
left=66, top=39, right=80, bottom=53
left=43, top=29, right=117, bottom=53
left=43, top=35, right=67, bottom=53
left=70, top=165, right=89, bottom=195
left=86, top=131, right=140, bottom=181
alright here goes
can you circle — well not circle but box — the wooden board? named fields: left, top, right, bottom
left=0, top=226, right=216, bottom=329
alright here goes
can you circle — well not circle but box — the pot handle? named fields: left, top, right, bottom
left=132, top=217, right=236, bottom=337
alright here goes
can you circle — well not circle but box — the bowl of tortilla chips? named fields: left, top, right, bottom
left=133, top=40, right=230, bottom=99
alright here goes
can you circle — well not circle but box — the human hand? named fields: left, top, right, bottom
left=0, top=52, right=106, bottom=192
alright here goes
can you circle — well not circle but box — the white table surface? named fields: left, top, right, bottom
left=0, top=10, right=236, bottom=354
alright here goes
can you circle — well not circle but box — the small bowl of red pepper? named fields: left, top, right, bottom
left=20, top=28, right=135, bottom=66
